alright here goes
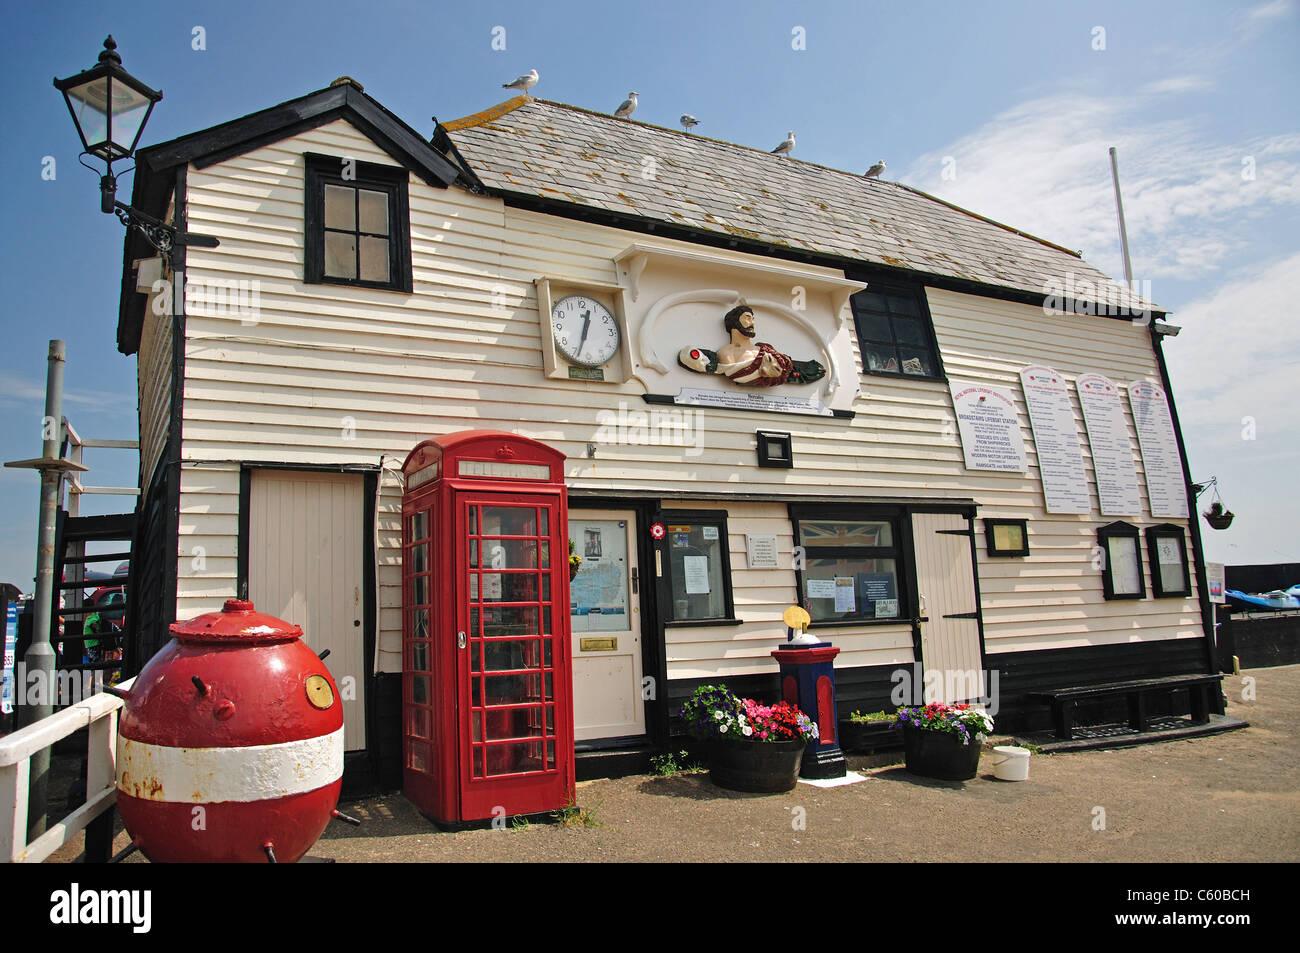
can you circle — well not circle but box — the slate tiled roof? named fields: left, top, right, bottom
left=446, top=97, right=1157, bottom=313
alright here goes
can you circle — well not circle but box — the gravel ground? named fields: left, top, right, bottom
left=52, top=664, right=1300, bottom=863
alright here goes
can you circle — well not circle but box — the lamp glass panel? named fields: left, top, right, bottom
left=64, top=78, right=111, bottom=153
left=107, top=85, right=152, bottom=155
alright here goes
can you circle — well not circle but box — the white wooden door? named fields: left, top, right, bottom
left=249, top=470, right=366, bottom=748
left=568, top=510, right=645, bottom=740
left=911, top=512, right=985, bottom=704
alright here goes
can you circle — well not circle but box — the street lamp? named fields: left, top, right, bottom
left=54, top=36, right=217, bottom=255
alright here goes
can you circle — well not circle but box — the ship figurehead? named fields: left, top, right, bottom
left=677, top=305, right=825, bottom=387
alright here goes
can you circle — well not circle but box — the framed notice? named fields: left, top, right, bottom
left=1020, top=365, right=1091, bottom=514
left=948, top=382, right=1028, bottom=472
left=1076, top=373, right=1143, bottom=516
left=1128, top=381, right=1189, bottom=519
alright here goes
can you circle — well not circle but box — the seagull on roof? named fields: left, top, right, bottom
left=614, top=92, right=639, bottom=119
left=864, top=159, right=886, bottom=178
left=771, top=131, right=796, bottom=156
left=502, top=69, right=539, bottom=95
left=680, top=113, right=700, bottom=132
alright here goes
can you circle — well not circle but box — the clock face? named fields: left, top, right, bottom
left=552, top=294, right=620, bottom=367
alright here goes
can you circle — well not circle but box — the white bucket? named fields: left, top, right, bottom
left=991, top=745, right=1031, bottom=782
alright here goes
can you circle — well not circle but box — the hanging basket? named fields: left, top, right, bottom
left=1203, top=501, right=1235, bottom=531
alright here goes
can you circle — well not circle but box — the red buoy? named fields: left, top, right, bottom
left=114, top=599, right=344, bottom=863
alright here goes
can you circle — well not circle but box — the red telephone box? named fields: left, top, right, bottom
left=401, top=431, right=574, bottom=825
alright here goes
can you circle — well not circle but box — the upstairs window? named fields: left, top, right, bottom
left=304, top=153, right=411, bottom=292
left=850, top=283, right=944, bottom=380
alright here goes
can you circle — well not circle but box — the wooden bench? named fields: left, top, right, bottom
left=1026, top=674, right=1222, bottom=741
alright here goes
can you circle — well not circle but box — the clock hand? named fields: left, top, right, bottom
left=577, top=310, right=592, bottom=357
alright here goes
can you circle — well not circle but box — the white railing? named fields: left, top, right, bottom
left=0, top=677, right=133, bottom=863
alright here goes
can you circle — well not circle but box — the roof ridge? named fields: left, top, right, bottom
left=441, top=95, right=531, bottom=131
left=466, top=98, right=1084, bottom=261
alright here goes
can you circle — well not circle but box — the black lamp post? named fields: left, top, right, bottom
left=54, top=36, right=217, bottom=255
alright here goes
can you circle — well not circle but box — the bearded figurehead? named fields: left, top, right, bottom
left=677, top=305, right=826, bottom=387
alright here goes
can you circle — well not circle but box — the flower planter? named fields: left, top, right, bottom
left=708, top=737, right=805, bottom=793
left=901, top=724, right=982, bottom=781
left=839, top=719, right=901, bottom=754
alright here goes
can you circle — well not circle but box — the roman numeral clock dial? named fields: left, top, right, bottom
left=552, top=294, right=620, bottom=368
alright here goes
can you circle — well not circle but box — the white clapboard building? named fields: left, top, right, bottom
left=114, top=81, right=1218, bottom=789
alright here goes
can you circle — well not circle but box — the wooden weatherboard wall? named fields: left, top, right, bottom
left=166, top=116, right=1202, bottom=684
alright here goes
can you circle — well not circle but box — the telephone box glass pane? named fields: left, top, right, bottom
left=481, top=506, right=537, bottom=537
left=485, top=707, right=545, bottom=740
left=484, top=605, right=539, bottom=637
left=411, top=675, right=429, bottom=705
left=410, top=511, right=427, bottom=540
left=412, top=575, right=427, bottom=605
left=408, top=641, right=428, bottom=671
left=468, top=507, right=478, bottom=534
left=411, top=542, right=427, bottom=573
left=483, top=639, right=541, bottom=671
left=539, top=508, right=549, bottom=535
left=470, top=607, right=479, bottom=636
left=486, top=742, right=544, bottom=776
left=411, top=608, right=429, bottom=640
left=408, top=741, right=428, bottom=773
left=484, top=539, right=539, bottom=569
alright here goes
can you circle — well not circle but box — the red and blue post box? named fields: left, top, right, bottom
left=771, top=606, right=846, bottom=780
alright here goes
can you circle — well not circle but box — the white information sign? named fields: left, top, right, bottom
left=674, top=387, right=833, bottom=417
left=683, top=555, right=711, bottom=594
left=806, top=579, right=836, bottom=599
left=948, top=382, right=1028, bottom=472
left=746, top=534, right=779, bottom=569
left=1020, top=365, right=1091, bottom=514
left=1128, top=380, right=1189, bottom=519
left=1206, top=562, right=1226, bottom=605
left=834, top=577, right=856, bottom=613
left=1076, top=373, right=1143, bottom=516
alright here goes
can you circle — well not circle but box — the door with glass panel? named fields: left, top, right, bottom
left=457, top=496, right=572, bottom=819
left=568, top=510, right=644, bottom=741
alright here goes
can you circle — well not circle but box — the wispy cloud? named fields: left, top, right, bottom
left=901, top=93, right=1300, bottom=284
left=1142, top=75, right=1216, bottom=95
left=1248, top=0, right=1294, bottom=21
left=0, top=371, right=135, bottom=417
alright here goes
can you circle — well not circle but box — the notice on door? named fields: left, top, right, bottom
left=570, top=520, right=629, bottom=633
left=948, top=382, right=1028, bottom=472
left=1020, top=365, right=1091, bottom=514
left=1128, top=380, right=1189, bottom=519
left=1076, top=373, right=1143, bottom=516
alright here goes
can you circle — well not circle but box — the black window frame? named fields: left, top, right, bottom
left=984, top=518, right=1030, bottom=557
left=849, top=281, right=946, bottom=382
left=654, top=509, right=740, bottom=627
left=304, top=152, right=412, bottom=293
left=1145, top=523, right=1191, bottom=598
left=789, top=504, right=911, bottom=627
left=756, top=430, right=793, bottom=469
left=1097, top=521, right=1145, bottom=600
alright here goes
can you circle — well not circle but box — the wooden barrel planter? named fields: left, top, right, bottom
left=901, top=725, right=982, bottom=781
left=708, top=738, right=805, bottom=793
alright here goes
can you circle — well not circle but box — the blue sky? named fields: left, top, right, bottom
left=1, top=0, right=1297, bottom=589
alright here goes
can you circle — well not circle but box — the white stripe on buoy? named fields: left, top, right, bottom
left=117, top=727, right=344, bottom=803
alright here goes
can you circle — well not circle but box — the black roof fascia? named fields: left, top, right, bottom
left=116, top=163, right=176, bottom=354
left=140, top=84, right=460, bottom=187
left=495, top=190, right=1167, bottom=322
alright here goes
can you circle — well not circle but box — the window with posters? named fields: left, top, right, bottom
left=655, top=510, right=736, bottom=625
left=1145, top=524, right=1191, bottom=598
left=790, top=505, right=908, bottom=624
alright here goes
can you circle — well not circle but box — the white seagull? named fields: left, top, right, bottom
left=502, top=69, right=539, bottom=95
left=864, top=159, right=886, bottom=178
left=614, top=92, right=638, bottom=119
left=771, top=131, right=796, bottom=156
left=680, top=113, right=700, bottom=131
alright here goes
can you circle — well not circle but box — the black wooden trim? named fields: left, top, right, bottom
left=640, top=393, right=855, bottom=421
left=141, top=84, right=459, bottom=188
left=663, top=617, right=745, bottom=628
left=936, top=528, right=973, bottom=537
left=236, top=468, right=251, bottom=600
left=567, top=486, right=978, bottom=509
left=303, top=152, right=413, bottom=293
left=360, top=470, right=380, bottom=786
left=1145, top=523, right=1192, bottom=598
left=966, top=513, right=990, bottom=676
left=943, top=611, right=980, bottom=620
left=1097, top=521, right=1145, bottom=600
left=1150, top=325, right=1217, bottom=673
left=162, top=165, right=188, bottom=644
left=984, top=517, right=1030, bottom=557
left=755, top=430, right=793, bottom=468
left=652, top=508, right=738, bottom=626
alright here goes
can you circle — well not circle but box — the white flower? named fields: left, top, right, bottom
left=719, top=724, right=727, bottom=733
left=742, top=726, right=753, bottom=736
left=714, top=711, right=724, bottom=720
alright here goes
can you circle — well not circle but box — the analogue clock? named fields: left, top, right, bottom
left=551, top=294, right=620, bottom=367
